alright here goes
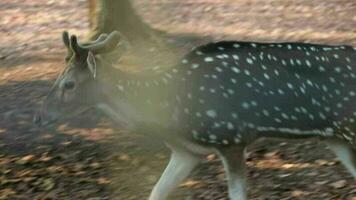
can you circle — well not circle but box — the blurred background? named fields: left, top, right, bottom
left=0, top=0, right=355, bottom=199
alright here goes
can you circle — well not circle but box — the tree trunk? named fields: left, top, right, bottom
left=87, top=0, right=207, bottom=70
left=88, top=0, right=157, bottom=43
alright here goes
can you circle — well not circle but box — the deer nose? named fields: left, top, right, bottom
left=33, top=113, right=42, bottom=127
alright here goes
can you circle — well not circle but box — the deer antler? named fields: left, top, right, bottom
left=63, top=31, right=110, bottom=60
left=62, top=31, right=73, bottom=61
left=63, top=31, right=121, bottom=59
left=62, top=31, right=71, bottom=48
left=81, top=31, right=122, bottom=54
left=82, top=33, right=109, bottom=47
left=69, top=34, right=87, bottom=57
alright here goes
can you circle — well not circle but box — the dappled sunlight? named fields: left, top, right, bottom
left=138, top=0, right=356, bottom=45
left=1, top=0, right=356, bottom=199
left=252, top=160, right=317, bottom=170
left=250, top=158, right=341, bottom=172
left=0, top=143, right=112, bottom=199
left=56, top=123, right=117, bottom=142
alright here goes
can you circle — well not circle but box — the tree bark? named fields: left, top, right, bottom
left=88, top=0, right=157, bottom=43
left=87, top=0, right=207, bottom=70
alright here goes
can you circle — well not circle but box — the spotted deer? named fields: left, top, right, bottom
left=34, top=31, right=356, bottom=200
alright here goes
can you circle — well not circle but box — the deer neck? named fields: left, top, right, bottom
left=95, top=65, right=179, bottom=131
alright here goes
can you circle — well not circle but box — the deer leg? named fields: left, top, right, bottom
left=325, top=139, right=356, bottom=179
left=148, top=146, right=201, bottom=200
left=217, top=146, right=247, bottom=200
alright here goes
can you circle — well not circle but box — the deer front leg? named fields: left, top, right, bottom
left=148, top=147, right=201, bottom=200
left=217, top=146, right=247, bottom=200
left=325, top=138, right=356, bottom=179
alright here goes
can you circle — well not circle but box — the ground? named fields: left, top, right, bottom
left=0, top=0, right=355, bottom=199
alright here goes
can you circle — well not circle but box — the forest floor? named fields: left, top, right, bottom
left=0, top=0, right=355, bottom=199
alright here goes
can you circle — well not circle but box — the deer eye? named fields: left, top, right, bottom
left=64, top=81, right=75, bottom=90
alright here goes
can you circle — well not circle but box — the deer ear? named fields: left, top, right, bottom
left=86, top=51, right=97, bottom=79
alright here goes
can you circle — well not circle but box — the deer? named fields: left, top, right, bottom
left=34, top=30, right=356, bottom=200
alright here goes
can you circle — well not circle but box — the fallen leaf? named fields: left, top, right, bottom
left=206, top=154, right=216, bottom=161
left=42, top=178, right=55, bottom=191
left=89, top=162, right=101, bottom=169
left=180, top=180, right=204, bottom=189
left=15, top=155, right=35, bottom=165
left=118, top=154, right=130, bottom=161
left=329, top=180, right=347, bottom=189
left=97, top=177, right=111, bottom=185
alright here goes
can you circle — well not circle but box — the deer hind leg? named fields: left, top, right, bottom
left=217, top=146, right=248, bottom=200
left=325, top=138, right=356, bottom=179
left=148, top=146, right=201, bottom=200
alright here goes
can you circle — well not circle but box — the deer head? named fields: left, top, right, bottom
left=34, top=31, right=121, bottom=127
